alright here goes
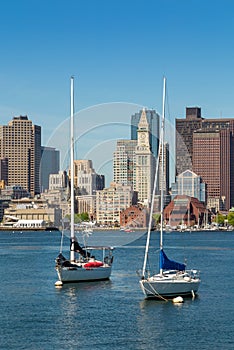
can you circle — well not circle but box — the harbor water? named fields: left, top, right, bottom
left=0, top=229, right=234, bottom=349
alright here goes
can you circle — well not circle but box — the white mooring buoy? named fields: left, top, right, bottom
left=172, top=296, right=184, bottom=303
left=55, top=280, right=63, bottom=287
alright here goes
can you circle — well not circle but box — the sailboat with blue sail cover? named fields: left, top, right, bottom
left=139, top=77, right=200, bottom=300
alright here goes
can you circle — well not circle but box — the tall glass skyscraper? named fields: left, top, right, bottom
left=40, top=146, right=60, bottom=191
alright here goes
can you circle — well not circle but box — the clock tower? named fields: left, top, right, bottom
left=137, top=108, right=151, bottom=150
left=135, top=109, right=155, bottom=206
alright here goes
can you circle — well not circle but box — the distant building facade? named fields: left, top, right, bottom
left=73, top=160, right=105, bottom=195
left=120, top=205, right=148, bottom=228
left=114, top=110, right=161, bottom=207
left=3, top=198, right=62, bottom=227
left=96, top=182, right=137, bottom=226
left=176, top=107, right=203, bottom=175
left=40, top=187, right=70, bottom=220
left=0, top=116, right=41, bottom=196
left=40, top=146, right=60, bottom=192
left=193, top=127, right=234, bottom=211
left=135, top=109, right=156, bottom=205
left=0, top=158, right=8, bottom=186
left=176, top=107, right=234, bottom=211
left=158, top=142, right=170, bottom=194
left=113, top=139, right=137, bottom=187
left=0, top=199, right=10, bottom=222
left=76, top=195, right=96, bottom=219
left=1, top=185, right=30, bottom=199
left=164, top=195, right=206, bottom=228
left=171, top=170, right=206, bottom=203
left=49, top=171, right=68, bottom=190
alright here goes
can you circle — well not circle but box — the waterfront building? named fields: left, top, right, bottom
left=40, top=146, right=60, bottom=191
left=135, top=109, right=156, bottom=206
left=131, top=109, right=159, bottom=157
left=3, top=197, right=62, bottom=227
left=96, top=182, right=137, bottom=226
left=171, top=170, right=206, bottom=203
left=164, top=195, right=206, bottom=228
left=113, top=139, right=137, bottom=187
left=120, top=205, right=148, bottom=228
left=0, top=116, right=41, bottom=196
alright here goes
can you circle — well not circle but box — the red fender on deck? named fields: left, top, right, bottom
left=84, top=261, right=104, bottom=268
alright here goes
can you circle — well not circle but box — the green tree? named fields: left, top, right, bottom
left=215, top=212, right=225, bottom=225
left=65, top=212, right=89, bottom=224
left=153, top=213, right=161, bottom=224
left=79, top=212, right=89, bottom=222
left=227, top=211, right=234, bottom=226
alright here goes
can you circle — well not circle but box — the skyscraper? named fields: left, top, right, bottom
left=193, top=127, right=234, bottom=211
left=0, top=116, right=41, bottom=196
left=131, top=109, right=159, bottom=157
left=176, top=108, right=234, bottom=211
left=40, top=146, right=60, bottom=191
left=113, top=139, right=137, bottom=187
left=176, top=107, right=203, bottom=175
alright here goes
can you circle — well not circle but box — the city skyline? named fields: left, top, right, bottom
left=1, top=1, right=234, bottom=148
left=2, top=98, right=233, bottom=192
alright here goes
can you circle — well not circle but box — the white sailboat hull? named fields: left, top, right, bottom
left=140, top=271, right=200, bottom=299
left=56, top=265, right=112, bottom=283
left=139, top=78, right=201, bottom=300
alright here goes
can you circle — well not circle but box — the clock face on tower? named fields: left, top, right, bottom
left=140, top=133, right=146, bottom=139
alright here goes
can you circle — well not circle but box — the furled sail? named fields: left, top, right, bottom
left=160, top=249, right=186, bottom=271
left=70, top=238, right=91, bottom=258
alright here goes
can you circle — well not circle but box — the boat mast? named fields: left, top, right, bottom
left=70, top=76, right=75, bottom=262
left=142, top=77, right=166, bottom=279
left=160, top=76, right=166, bottom=276
left=142, top=133, right=161, bottom=278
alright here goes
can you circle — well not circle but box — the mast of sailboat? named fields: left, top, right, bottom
left=70, top=76, right=75, bottom=262
left=141, top=77, right=166, bottom=279
left=160, top=76, right=166, bottom=276
left=141, top=131, right=161, bottom=278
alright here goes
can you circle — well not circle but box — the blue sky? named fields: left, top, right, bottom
left=1, top=0, right=234, bottom=183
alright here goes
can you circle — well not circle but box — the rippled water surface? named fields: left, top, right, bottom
left=0, top=230, right=234, bottom=349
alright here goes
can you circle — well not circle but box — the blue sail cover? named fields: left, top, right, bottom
left=160, top=249, right=186, bottom=271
